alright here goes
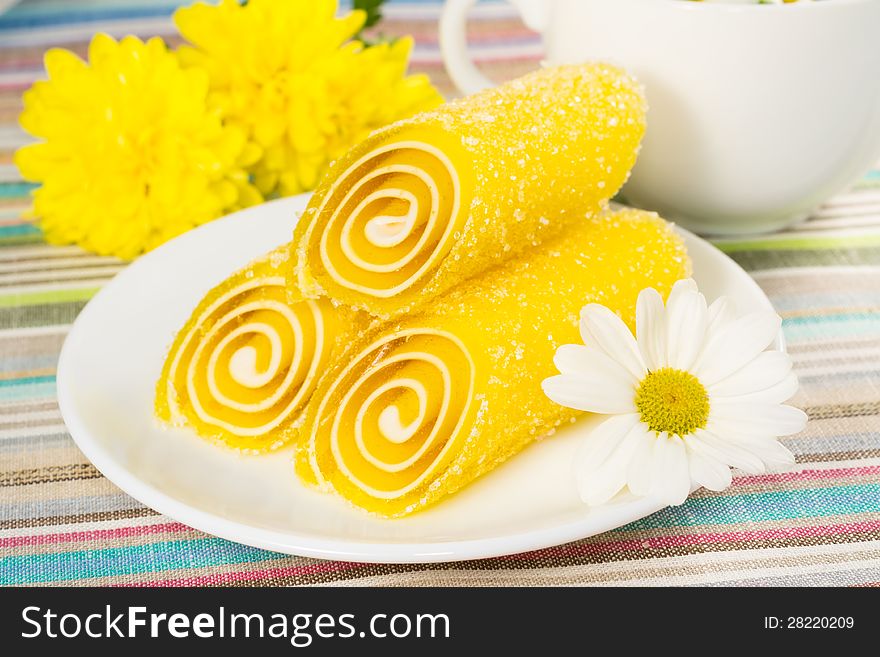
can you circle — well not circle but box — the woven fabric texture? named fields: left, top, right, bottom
left=0, top=0, right=878, bottom=587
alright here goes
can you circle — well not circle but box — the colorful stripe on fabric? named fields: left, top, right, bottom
left=0, top=0, right=878, bottom=587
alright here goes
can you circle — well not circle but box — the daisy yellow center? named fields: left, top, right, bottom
left=635, top=367, right=709, bottom=437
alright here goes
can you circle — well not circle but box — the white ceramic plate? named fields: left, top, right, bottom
left=57, top=195, right=781, bottom=563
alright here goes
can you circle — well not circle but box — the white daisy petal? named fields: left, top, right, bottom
left=648, top=433, right=669, bottom=502
left=574, top=414, right=640, bottom=474
left=649, top=434, right=691, bottom=506
left=690, top=428, right=767, bottom=474
left=579, top=304, right=646, bottom=379
left=558, top=276, right=808, bottom=511
left=636, top=287, right=666, bottom=370
left=577, top=418, right=644, bottom=506
left=668, top=278, right=699, bottom=299
left=705, top=296, right=735, bottom=343
left=542, top=373, right=635, bottom=414
left=693, top=310, right=782, bottom=385
left=665, top=289, right=708, bottom=371
left=684, top=439, right=733, bottom=491
left=709, top=351, right=793, bottom=399
left=727, top=434, right=797, bottom=471
left=626, top=424, right=656, bottom=496
left=552, top=343, right=636, bottom=385
left=709, top=403, right=808, bottom=437
left=717, top=372, right=799, bottom=406
left=546, top=344, right=637, bottom=414
left=644, top=430, right=669, bottom=497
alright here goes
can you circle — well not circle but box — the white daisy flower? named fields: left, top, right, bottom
left=542, top=278, right=807, bottom=507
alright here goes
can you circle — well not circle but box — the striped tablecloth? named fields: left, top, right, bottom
left=1, top=0, right=878, bottom=587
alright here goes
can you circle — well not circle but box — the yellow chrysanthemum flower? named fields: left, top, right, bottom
left=16, top=34, right=262, bottom=259
left=175, top=0, right=444, bottom=197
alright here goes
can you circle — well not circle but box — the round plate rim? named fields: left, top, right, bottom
left=56, top=195, right=781, bottom=563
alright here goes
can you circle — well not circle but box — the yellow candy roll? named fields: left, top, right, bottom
left=293, top=63, right=646, bottom=317
left=156, top=247, right=368, bottom=452
left=297, top=209, right=691, bottom=516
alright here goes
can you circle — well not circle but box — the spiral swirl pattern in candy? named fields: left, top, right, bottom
left=307, top=329, right=475, bottom=500
left=299, top=209, right=692, bottom=516
left=313, top=141, right=463, bottom=300
left=157, top=249, right=348, bottom=452
left=293, top=63, right=647, bottom=318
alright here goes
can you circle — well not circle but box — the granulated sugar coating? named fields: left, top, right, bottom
left=291, top=63, right=647, bottom=318
left=296, top=209, right=691, bottom=517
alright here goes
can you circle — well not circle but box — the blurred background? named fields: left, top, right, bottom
left=0, top=0, right=535, bottom=104
left=0, top=0, right=539, bottom=250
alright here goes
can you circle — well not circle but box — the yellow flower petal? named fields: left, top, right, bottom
left=43, top=48, right=86, bottom=80
left=15, top=33, right=263, bottom=260
left=175, top=0, right=443, bottom=198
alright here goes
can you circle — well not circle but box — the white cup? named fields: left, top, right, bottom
left=441, top=0, right=880, bottom=235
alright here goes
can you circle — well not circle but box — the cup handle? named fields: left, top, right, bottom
left=440, top=0, right=549, bottom=95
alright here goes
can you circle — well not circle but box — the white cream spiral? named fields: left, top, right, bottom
left=166, top=277, right=328, bottom=440
left=314, top=141, right=461, bottom=298
left=309, top=329, right=475, bottom=499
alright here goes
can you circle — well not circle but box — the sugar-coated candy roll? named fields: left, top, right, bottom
left=296, top=209, right=691, bottom=516
left=292, top=63, right=646, bottom=318
left=156, top=247, right=368, bottom=452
